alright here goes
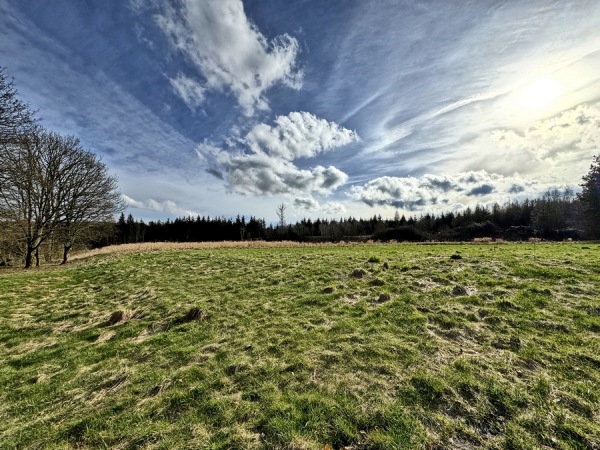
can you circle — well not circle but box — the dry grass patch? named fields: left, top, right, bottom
left=71, top=240, right=355, bottom=261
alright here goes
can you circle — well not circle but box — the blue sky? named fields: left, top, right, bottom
left=2, top=0, right=600, bottom=222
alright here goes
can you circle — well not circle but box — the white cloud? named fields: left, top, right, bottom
left=155, top=0, right=302, bottom=115
left=244, top=111, right=359, bottom=160
left=169, top=73, right=206, bottom=111
left=123, top=194, right=198, bottom=217
left=490, top=103, right=600, bottom=162
left=293, top=197, right=346, bottom=216
left=322, top=202, right=347, bottom=215
left=122, top=194, right=144, bottom=209
left=450, top=102, right=600, bottom=183
left=348, top=171, right=547, bottom=210
left=198, top=112, right=358, bottom=197
left=294, top=196, right=319, bottom=210
left=224, top=154, right=348, bottom=196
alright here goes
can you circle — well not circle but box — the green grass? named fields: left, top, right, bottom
left=1, top=243, right=599, bottom=449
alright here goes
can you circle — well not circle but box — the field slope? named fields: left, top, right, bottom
left=1, top=243, right=599, bottom=449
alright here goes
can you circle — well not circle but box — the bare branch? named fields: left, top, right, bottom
left=0, top=130, right=124, bottom=267
left=0, top=67, right=36, bottom=145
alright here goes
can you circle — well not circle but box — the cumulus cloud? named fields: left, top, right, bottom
left=348, top=171, right=542, bottom=210
left=322, top=202, right=347, bottom=215
left=294, top=196, right=319, bottom=210
left=223, top=154, right=348, bottom=196
left=198, top=111, right=358, bottom=197
left=244, top=111, right=359, bottom=160
left=490, top=103, right=600, bottom=161
left=155, top=0, right=302, bottom=115
left=293, top=197, right=346, bottom=216
left=468, top=184, right=495, bottom=196
left=123, top=194, right=198, bottom=217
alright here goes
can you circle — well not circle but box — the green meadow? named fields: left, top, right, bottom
left=1, top=243, right=599, bottom=449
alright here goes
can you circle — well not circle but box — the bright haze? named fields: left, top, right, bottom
left=2, top=0, right=600, bottom=222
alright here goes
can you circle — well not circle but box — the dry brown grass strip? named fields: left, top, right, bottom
left=70, top=240, right=359, bottom=260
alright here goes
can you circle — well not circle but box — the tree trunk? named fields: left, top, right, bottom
left=35, top=248, right=40, bottom=267
left=25, top=246, right=34, bottom=269
left=61, top=245, right=71, bottom=265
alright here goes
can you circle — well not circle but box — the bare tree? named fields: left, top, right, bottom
left=0, top=67, right=36, bottom=145
left=54, top=144, right=124, bottom=263
left=276, top=203, right=286, bottom=228
left=0, top=132, right=58, bottom=267
left=0, top=130, right=123, bottom=267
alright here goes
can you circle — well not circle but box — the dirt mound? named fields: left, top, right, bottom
left=374, top=293, right=391, bottom=303
left=107, top=310, right=133, bottom=325
left=351, top=268, right=367, bottom=278
left=177, top=308, right=208, bottom=324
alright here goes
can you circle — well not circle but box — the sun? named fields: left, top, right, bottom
left=520, top=78, right=563, bottom=110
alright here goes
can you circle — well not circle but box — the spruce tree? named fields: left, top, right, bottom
left=577, top=155, right=600, bottom=239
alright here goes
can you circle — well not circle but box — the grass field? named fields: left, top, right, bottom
left=1, top=243, right=599, bottom=449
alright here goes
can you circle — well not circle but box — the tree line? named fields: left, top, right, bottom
left=112, top=174, right=599, bottom=246
left=0, top=68, right=124, bottom=267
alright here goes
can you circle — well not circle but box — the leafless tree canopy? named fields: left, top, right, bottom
left=0, top=69, right=123, bottom=267
left=0, top=131, right=124, bottom=267
left=54, top=138, right=124, bottom=263
left=0, top=67, right=36, bottom=145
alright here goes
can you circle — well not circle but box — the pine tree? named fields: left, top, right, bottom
left=117, top=213, right=127, bottom=244
left=578, top=154, right=600, bottom=239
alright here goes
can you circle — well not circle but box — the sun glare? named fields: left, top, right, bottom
left=520, top=78, right=563, bottom=110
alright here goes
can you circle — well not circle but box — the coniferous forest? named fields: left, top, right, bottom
left=110, top=178, right=599, bottom=247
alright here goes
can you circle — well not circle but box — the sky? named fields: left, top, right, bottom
left=2, top=0, right=600, bottom=223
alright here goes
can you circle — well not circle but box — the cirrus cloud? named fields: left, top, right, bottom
left=168, top=72, right=206, bottom=111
